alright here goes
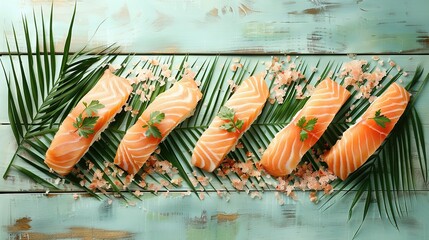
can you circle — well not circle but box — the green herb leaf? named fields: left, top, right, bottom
left=297, top=116, right=307, bottom=128
left=300, top=129, right=309, bottom=141
left=72, top=115, right=83, bottom=129
left=305, top=118, right=318, bottom=131
left=142, top=111, right=165, bottom=138
left=145, top=125, right=162, bottom=138
left=296, top=116, right=318, bottom=141
left=76, top=116, right=99, bottom=138
left=81, top=116, right=98, bottom=127
left=217, top=106, right=244, bottom=133
left=370, top=109, right=391, bottom=128
left=83, top=100, right=104, bottom=116
left=235, top=119, right=244, bottom=130
left=218, top=106, right=235, bottom=120
left=73, top=101, right=104, bottom=138
left=220, top=122, right=235, bottom=132
left=149, top=111, right=165, bottom=125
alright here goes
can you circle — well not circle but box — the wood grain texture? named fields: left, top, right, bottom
left=0, top=0, right=428, bottom=54
left=2, top=192, right=429, bottom=240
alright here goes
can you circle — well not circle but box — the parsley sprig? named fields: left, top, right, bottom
left=296, top=116, right=318, bottom=141
left=73, top=100, right=104, bottom=138
left=217, top=106, right=244, bottom=133
left=142, top=111, right=165, bottom=138
left=370, top=109, right=391, bottom=128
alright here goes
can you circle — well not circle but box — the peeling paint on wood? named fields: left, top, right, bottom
left=8, top=227, right=133, bottom=240
left=7, top=217, right=31, bottom=232
left=212, top=213, right=239, bottom=222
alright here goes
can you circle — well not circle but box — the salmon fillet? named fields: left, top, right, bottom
left=191, top=72, right=269, bottom=172
left=45, top=69, right=133, bottom=175
left=323, top=82, right=410, bottom=180
left=114, top=77, right=202, bottom=174
left=260, top=78, right=350, bottom=177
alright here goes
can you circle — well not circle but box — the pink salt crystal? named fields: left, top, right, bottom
left=232, top=178, right=246, bottom=190
left=171, top=178, right=183, bottom=186
left=250, top=191, right=262, bottom=199
left=309, top=192, right=318, bottom=202
left=133, top=190, right=143, bottom=197
left=181, top=191, right=192, bottom=197
left=160, top=179, right=170, bottom=187
left=149, top=59, right=159, bottom=66
left=139, top=181, right=147, bottom=188
left=199, top=192, right=205, bottom=200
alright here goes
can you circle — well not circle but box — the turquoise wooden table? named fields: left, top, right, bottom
left=1, top=1, right=429, bottom=239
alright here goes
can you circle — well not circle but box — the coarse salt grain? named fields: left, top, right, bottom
left=232, top=178, right=246, bottom=190
left=161, top=70, right=171, bottom=78
left=133, top=190, right=143, bottom=197
left=54, top=178, right=61, bottom=185
left=149, top=59, right=159, bottom=66
left=309, top=192, right=317, bottom=203
left=199, top=192, right=205, bottom=200
left=171, top=178, right=183, bottom=186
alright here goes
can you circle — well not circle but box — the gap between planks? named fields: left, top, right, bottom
left=2, top=52, right=429, bottom=56
left=1, top=189, right=429, bottom=195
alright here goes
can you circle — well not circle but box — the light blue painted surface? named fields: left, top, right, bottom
left=2, top=192, right=429, bottom=240
left=0, top=0, right=428, bottom=54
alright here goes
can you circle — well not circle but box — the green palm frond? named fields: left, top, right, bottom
left=1, top=5, right=118, bottom=192
left=320, top=66, right=429, bottom=235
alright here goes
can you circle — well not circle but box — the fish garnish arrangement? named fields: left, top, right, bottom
left=43, top=68, right=414, bottom=183
left=323, top=83, right=410, bottom=180
left=191, top=72, right=269, bottom=172
left=260, top=78, right=351, bottom=177
left=45, top=69, right=133, bottom=175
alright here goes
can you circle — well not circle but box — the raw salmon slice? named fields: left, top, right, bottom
left=45, top=69, right=133, bottom=175
left=114, top=77, right=202, bottom=174
left=260, top=78, right=350, bottom=177
left=323, top=82, right=410, bottom=180
left=192, top=72, right=269, bottom=172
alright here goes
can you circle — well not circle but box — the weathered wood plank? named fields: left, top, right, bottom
left=1, top=192, right=429, bottom=239
left=1, top=0, right=429, bottom=54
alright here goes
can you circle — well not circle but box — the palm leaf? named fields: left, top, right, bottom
left=320, top=66, right=429, bottom=235
left=2, top=5, right=118, bottom=185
